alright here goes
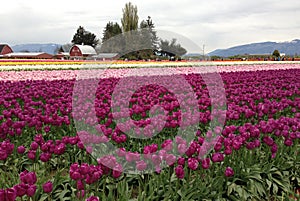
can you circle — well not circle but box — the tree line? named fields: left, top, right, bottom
left=68, top=2, right=187, bottom=60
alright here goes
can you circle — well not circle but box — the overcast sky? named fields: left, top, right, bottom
left=1, top=0, right=300, bottom=53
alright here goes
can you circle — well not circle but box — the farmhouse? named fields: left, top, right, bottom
left=69, top=45, right=96, bottom=59
left=0, top=44, right=13, bottom=55
left=54, top=52, right=70, bottom=60
left=3, top=52, right=53, bottom=59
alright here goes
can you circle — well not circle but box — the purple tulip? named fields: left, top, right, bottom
left=212, top=153, right=224, bottom=163
left=20, top=171, right=37, bottom=185
left=175, top=165, right=185, bottom=179
left=161, top=139, right=173, bottom=152
left=77, top=141, right=85, bottom=149
left=246, top=142, right=256, bottom=150
left=187, top=157, right=199, bottom=170
left=77, top=190, right=85, bottom=199
left=14, top=183, right=27, bottom=197
left=91, top=171, right=102, bottom=182
left=42, top=181, right=53, bottom=193
left=0, top=189, right=5, bottom=201
left=79, top=163, right=90, bottom=175
left=86, top=196, right=100, bottom=201
left=177, top=143, right=187, bottom=155
left=54, top=143, right=66, bottom=155
left=30, top=141, right=39, bottom=150
left=125, top=152, right=140, bottom=163
left=27, top=150, right=36, bottom=160
left=271, top=143, right=278, bottom=153
left=225, top=167, right=234, bottom=177
left=177, top=157, right=185, bottom=166
left=165, top=154, right=176, bottom=166
left=76, top=180, right=85, bottom=190
left=263, top=136, right=274, bottom=146
left=116, top=147, right=126, bottom=157
left=70, top=171, right=82, bottom=180
left=284, top=138, right=293, bottom=146
left=151, top=154, right=162, bottom=166
left=44, top=125, right=51, bottom=133
left=201, top=158, right=211, bottom=169
left=214, top=142, right=223, bottom=152
left=5, top=188, right=17, bottom=201
left=232, top=139, right=242, bottom=150
left=224, top=146, right=232, bottom=155
left=17, top=145, right=26, bottom=154
left=40, top=152, right=52, bottom=162
left=0, top=150, right=8, bottom=160
left=112, top=164, right=123, bottom=178
left=26, top=185, right=37, bottom=197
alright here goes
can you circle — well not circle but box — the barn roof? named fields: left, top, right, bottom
left=3, top=52, right=53, bottom=58
left=72, top=45, right=96, bottom=55
left=4, top=52, right=50, bottom=56
left=0, top=45, right=5, bottom=52
left=0, top=44, right=9, bottom=52
left=56, top=52, right=70, bottom=56
left=93, top=53, right=119, bottom=59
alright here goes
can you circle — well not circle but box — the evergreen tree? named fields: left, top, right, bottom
left=100, top=22, right=124, bottom=53
left=140, top=16, right=159, bottom=50
left=71, top=26, right=99, bottom=48
left=102, top=22, right=122, bottom=42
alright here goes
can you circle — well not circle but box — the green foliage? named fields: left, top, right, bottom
left=121, top=16, right=159, bottom=60
left=272, top=49, right=280, bottom=58
left=71, top=26, right=99, bottom=48
left=100, top=2, right=188, bottom=61
left=100, top=22, right=123, bottom=53
left=158, top=38, right=187, bottom=57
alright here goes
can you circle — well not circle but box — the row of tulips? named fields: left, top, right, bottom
left=0, top=170, right=53, bottom=200
left=0, top=63, right=300, bottom=81
left=0, top=65, right=299, bottom=200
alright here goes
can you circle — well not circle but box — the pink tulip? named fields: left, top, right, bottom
left=136, top=160, right=147, bottom=171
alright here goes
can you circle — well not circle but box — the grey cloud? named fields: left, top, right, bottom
left=1, top=0, right=300, bottom=52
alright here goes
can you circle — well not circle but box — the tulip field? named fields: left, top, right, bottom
left=0, top=61, right=299, bottom=201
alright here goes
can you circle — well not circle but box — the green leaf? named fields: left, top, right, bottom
left=254, top=181, right=266, bottom=197
left=272, top=183, right=278, bottom=195
left=38, top=194, right=49, bottom=201
left=227, top=183, right=236, bottom=196
left=266, top=179, right=272, bottom=189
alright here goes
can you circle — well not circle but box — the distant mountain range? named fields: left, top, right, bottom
left=10, top=39, right=300, bottom=57
left=208, top=39, right=300, bottom=57
left=11, top=43, right=62, bottom=55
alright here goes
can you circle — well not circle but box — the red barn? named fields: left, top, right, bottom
left=0, top=44, right=13, bottom=55
left=69, top=45, right=96, bottom=59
